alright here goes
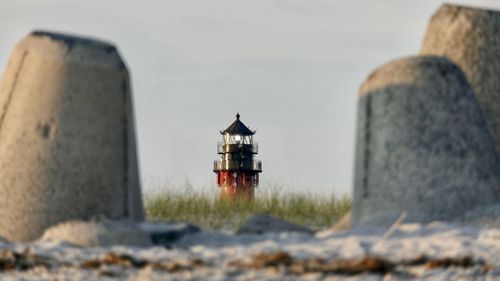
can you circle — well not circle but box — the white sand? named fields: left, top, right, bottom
left=0, top=222, right=499, bottom=280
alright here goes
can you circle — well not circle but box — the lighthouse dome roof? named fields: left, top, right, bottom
left=221, top=113, right=255, bottom=136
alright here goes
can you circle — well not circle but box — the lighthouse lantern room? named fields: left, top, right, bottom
left=213, top=113, right=262, bottom=199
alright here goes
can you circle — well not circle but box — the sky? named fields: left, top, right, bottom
left=1, top=0, right=500, bottom=196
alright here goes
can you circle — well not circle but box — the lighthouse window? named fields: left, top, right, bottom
left=224, top=134, right=253, bottom=144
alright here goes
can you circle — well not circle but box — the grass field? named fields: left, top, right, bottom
left=145, top=185, right=351, bottom=231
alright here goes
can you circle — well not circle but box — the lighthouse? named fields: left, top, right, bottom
left=214, top=113, right=262, bottom=199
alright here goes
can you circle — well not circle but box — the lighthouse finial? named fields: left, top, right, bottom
left=236, top=112, right=240, bottom=120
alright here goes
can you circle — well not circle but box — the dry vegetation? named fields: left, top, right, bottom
left=145, top=184, right=351, bottom=231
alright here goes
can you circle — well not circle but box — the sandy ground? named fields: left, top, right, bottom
left=0, top=222, right=499, bottom=280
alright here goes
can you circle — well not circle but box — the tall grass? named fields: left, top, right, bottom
left=145, top=185, right=351, bottom=231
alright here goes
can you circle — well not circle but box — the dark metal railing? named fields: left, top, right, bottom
left=217, top=142, right=258, bottom=154
left=213, top=159, right=262, bottom=171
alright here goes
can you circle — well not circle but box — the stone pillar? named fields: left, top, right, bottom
left=352, top=56, right=500, bottom=226
left=421, top=4, right=500, bottom=153
left=0, top=31, right=144, bottom=241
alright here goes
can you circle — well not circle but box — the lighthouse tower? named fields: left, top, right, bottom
left=214, top=113, right=262, bottom=199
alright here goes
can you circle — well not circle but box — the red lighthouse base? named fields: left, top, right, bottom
left=219, top=185, right=254, bottom=200
left=216, top=171, right=258, bottom=200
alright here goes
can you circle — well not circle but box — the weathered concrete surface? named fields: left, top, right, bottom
left=353, top=56, right=500, bottom=226
left=455, top=204, right=500, bottom=228
left=236, top=214, right=314, bottom=234
left=421, top=4, right=500, bottom=153
left=0, top=31, right=144, bottom=242
left=140, top=222, right=200, bottom=246
left=40, top=220, right=152, bottom=247
left=40, top=220, right=202, bottom=247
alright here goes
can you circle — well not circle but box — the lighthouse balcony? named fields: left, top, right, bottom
left=217, top=142, right=258, bottom=154
left=213, top=159, right=262, bottom=172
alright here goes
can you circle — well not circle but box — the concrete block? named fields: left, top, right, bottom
left=140, top=222, right=200, bottom=246
left=353, top=56, right=500, bottom=226
left=40, top=220, right=152, bottom=247
left=0, top=31, right=144, bottom=242
left=421, top=4, right=500, bottom=152
left=236, top=214, right=314, bottom=234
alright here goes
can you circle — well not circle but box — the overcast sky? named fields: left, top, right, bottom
left=1, top=0, right=499, bottom=196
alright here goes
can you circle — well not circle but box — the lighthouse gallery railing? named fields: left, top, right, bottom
left=217, top=142, right=258, bottom=154
left=213, top=159, right=262, bottom=171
